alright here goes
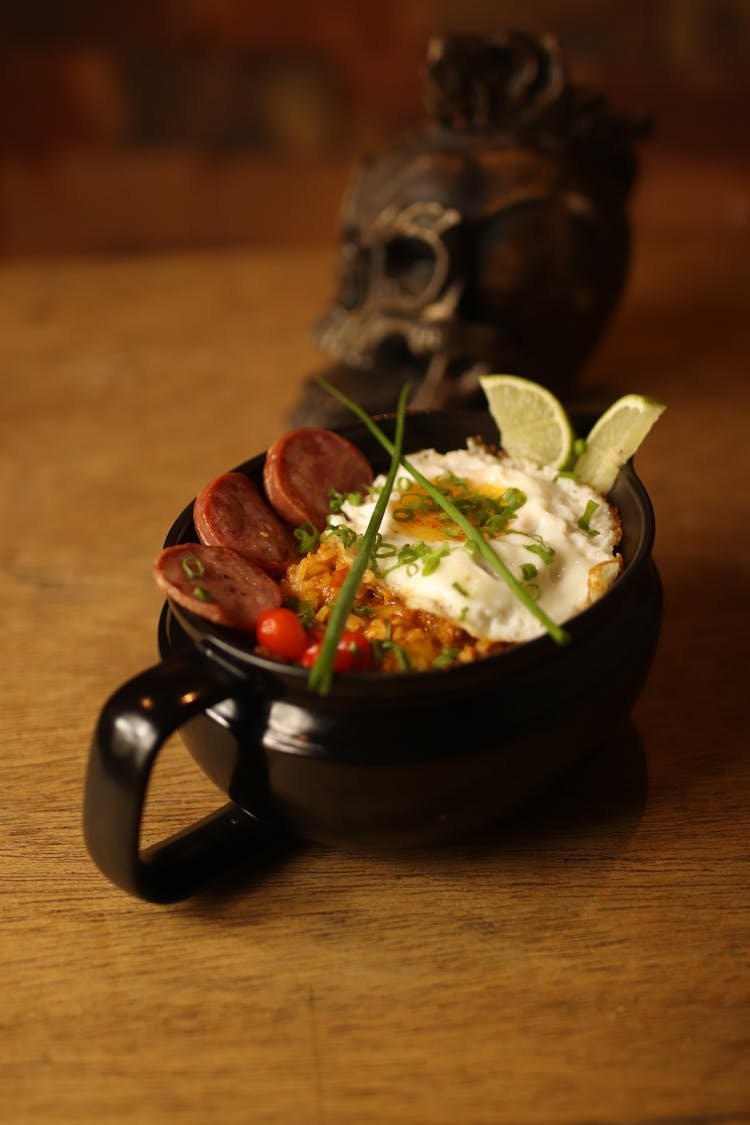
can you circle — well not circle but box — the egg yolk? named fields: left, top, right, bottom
left=389, top=477, right=510, bottom=542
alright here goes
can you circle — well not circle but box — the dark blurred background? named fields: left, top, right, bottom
left=1, top=0, right=748, bottom=257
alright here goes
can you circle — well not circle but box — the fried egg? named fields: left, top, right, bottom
left=328, top=443, right=622, bottom=645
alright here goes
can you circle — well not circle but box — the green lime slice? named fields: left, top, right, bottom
left=478, top=374, right=574, bottom=470
left=574, top=394, right=666, bottom=494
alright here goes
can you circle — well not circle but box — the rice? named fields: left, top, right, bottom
left=281, top=539, right=509, bottom=673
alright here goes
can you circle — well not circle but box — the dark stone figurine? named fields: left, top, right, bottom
left=291, top=31, right=650, bottom=427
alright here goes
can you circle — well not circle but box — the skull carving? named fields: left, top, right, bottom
left=316, top=196, right=463, bottom=371
left=291, top=32, right=650, bottom=427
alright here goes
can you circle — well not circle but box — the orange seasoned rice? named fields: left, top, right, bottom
left=281, top=540, right=509, bottom=673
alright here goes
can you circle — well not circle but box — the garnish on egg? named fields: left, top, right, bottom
left=316, top=376, right=573, bottom=648
left=577, top=499, right=601, bottom=537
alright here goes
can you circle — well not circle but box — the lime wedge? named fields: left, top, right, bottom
left=479, top=374, right=574, bottom=470
left=574, top=394, right=666, bottom=494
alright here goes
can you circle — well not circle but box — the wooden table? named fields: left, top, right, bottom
left=3, top=151, right=749, bottom=1124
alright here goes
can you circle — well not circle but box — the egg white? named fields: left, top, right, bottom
left=327, top=445, right=622, bottom=644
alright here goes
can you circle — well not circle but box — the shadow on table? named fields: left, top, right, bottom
left=466, top=717, right=648, bottom=851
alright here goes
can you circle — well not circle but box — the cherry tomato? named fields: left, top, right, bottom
left=255, top=607, right=308, bottom=662
left=301, top=629, right=372, bottom=672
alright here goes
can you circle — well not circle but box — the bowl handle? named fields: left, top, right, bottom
left=83, top=648, right=289, bottom=902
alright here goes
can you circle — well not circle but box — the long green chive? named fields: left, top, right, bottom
left=308, top=381, right=411, bottom=693
left=316, top=376, right=571, bottom=646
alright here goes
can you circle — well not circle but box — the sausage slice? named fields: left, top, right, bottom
left=153, top=543, right=281, bottom=632
left=263, top=428, right=374, bottom=531
left=193, top=472, right=297, bottom=577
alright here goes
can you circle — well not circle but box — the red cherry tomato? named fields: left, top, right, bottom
left=301, top=629, right=372, bottom=672
left=255, top=607, right=308, bottom=662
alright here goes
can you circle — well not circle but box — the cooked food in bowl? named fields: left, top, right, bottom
left=281, top=442, right=622, bottom=671
left=154, top=420, right=629, bottom=681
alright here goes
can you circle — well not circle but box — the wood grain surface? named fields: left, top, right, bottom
left=2, top=151, right=749, bottom=1125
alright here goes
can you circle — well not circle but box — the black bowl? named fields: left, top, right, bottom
left=84, top=410, right=662, bottom=901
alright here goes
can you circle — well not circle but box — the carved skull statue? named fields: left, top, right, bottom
left=291, top=32, right=649, bottom=427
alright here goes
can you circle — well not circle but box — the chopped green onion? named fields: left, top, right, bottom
left=372, top=539, right=450, bottom=579
left=525, top=540, right=556, bottom=565
left=495, top=489, right=523, bottom=529
left=327, top=489, right=345, bottom=513
left=378, top=639, right=411, bottom=671
left=372, top=537, right=398, bottom=566
left=284, top=597, right=316, bottom=629
left=521, top=563, right=538, bottom=582
left=316, top=377, right=570, bottom=646
left=577, top=499, right=600, bottom=537
left=328, top=488, right=364, bottom=512
left=294, top=521, right=319, bottom=554
left=421, top=544, right=450, bottom=576
left=181, top=555, right=205, bottom=580
left=327, top=523, right=359, bottom=549
left=452, top=580, right=469, bottom=597
left=308, top=381, right=411, bottom=693
left=299, top=602, right=315, bottom=629
left=192, top=585, right=213, bottom=602
left=352, top=605, right=375, bottom=618
left=439, top=469, right=467, bottom=489
left=434, top=646, right=459, bottom=668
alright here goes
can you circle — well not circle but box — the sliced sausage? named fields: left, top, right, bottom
left=193, top=472, right=297, bottom=577
left=263, top=427, right=374, bottom=531
left=153, top=543, right=281, bottom=632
